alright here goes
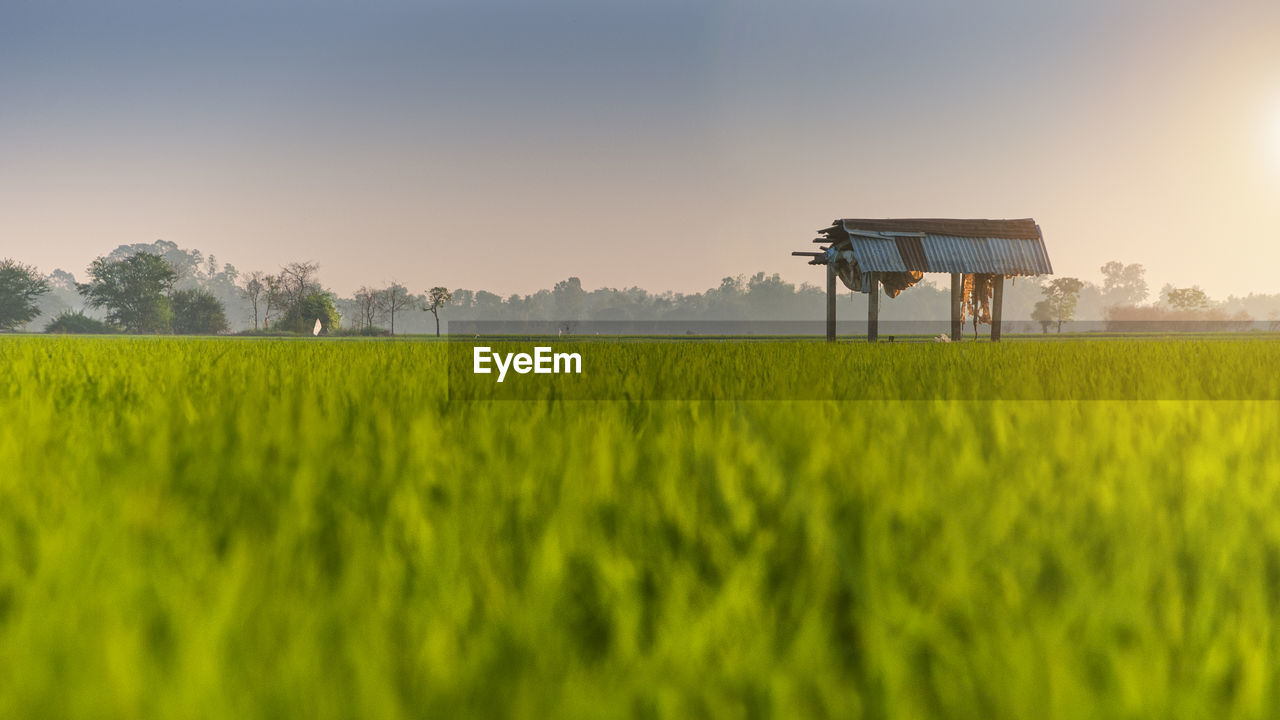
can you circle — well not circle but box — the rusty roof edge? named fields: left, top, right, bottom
left=812, top=217, right=1052, bottom=275
left=839, top=218, right=1040, bottom=240
left=1040, top=224, right=1053, bottom=274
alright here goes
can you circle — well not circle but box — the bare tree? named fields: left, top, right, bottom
left=260, top=262, right=321, bottom=331
left=278, top=262, right=320, bottom=311
left=354, top=286, right=381, bottom=330
left=263, top=274, right=283, bottom=328
left=424, top=286, right=453, bottom=337
left=377, top=283, right=412, bottom=334
left=239, top=271, right=266, bottom=330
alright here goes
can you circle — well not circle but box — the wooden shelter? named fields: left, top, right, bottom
left=793, top=218, right=1051, bottom=342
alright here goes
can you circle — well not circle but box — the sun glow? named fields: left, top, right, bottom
left=1272, top=98, right=1280, bottom=168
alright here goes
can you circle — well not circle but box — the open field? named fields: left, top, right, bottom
left=3, top=336, right=1280, bottom=718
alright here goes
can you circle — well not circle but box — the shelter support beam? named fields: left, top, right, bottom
left=991, top=275, right=1004, bottom=342
left=867, top=273, right=879, bottom=342
left=826, top=262, right=836, bottom=342
left=950, top=273, right=963, bottom=341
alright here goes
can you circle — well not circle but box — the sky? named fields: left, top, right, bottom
left=2, top=0, right=1279, bottom=299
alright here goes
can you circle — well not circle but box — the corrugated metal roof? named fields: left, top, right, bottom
left=840, top=233, right=1052, bottom=275
left=847, top=234, right=908, bottom=272
left=821, top=218, right=1052, bottom=276
left=916, top=234, right=1053, bottom=274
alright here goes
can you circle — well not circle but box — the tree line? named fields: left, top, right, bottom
left=0, top=241, right=454, bottom=336
left=1027, top=261, right=1267, bottom=333
left=3, top=240, right=1280, bottom=335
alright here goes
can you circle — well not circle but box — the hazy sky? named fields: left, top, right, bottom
left=3, top=0, right=1279, bottom=298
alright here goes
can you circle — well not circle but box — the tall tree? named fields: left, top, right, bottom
left=105, top=240, right=202, bottom=281
left=278, top=262, right=321, bottom=313
left=77, top=252, right=177, bottom=333
left=263, top=274, right=283, bottom=328
left=1164, top=286, right=1210, bottom=311
left=473, top=291, right=502, bottom=315
left=1100, top=261, right=1148, bottom=306
left=36, top=268, right=81, bottom=322
left=377, top=283, right=412, bottom=334
left=552, top=276, right=585, bottom=320
left=354, top=286, right=381, bottom=330
left=0, top=259, right=51, bottom=331
left=1041, top=277, right=1085, bottom=333
left=1031, top=299, right=1054, bottom=334
left=424, top=287, right=453, bottom=337
left=239, top=271, right=266, bottom=330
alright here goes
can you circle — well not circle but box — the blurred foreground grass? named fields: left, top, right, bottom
left=2, top=337, right=1280, bottom=719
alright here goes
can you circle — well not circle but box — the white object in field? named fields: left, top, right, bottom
left=313, top=318, right=322, bottom=336
left=933, top=333, right=951, bottom=343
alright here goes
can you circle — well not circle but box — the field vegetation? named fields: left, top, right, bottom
left=2, top=336, right=1280, bottom=718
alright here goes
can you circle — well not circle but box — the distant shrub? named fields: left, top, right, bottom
left=274, top=292, right=340, bottom=335
left=331, top=326, right=392, bottom=337
left=171, top=289, right=229, bottom=334
left=45, top=311, right=115, bottom=334
left=1105, top=306, right=1254, bottom=333
left=234, top=329, right=302, bottom=337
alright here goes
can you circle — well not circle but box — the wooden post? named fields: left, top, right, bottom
left=950, top=273, right=963, bottom=341
left=991, top=275, right=1004, bottom=342
left=826, top=261, right=836, bottom=342
left=867, top=272, right=879, bottom=342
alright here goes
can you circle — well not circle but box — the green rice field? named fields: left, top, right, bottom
left=3, top=335, right=1280, bottom=718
